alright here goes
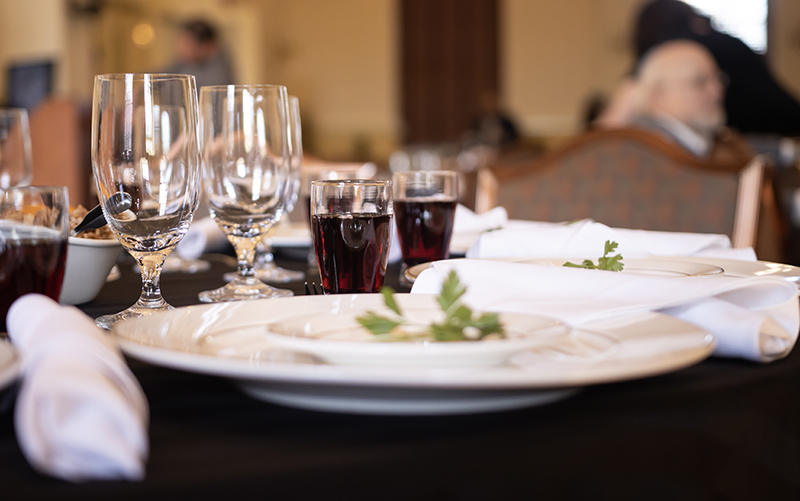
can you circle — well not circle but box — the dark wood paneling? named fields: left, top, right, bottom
left=402, top=0, right=498, bottom=144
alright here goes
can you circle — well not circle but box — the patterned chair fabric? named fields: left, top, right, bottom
left=479, top=128, right=760, bottom=242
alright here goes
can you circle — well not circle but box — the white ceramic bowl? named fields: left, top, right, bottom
left=59, top=236, right=123, bottom=305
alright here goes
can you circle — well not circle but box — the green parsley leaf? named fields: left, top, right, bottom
left=563, top=259, right=597, bottom=269
left=354, top=271, right=505, bottom=342
left=356, top=311, right=401, bottom=335
left=471, top=312, right=504, bottom=338
left=381, top=286, right=402, bottom=316
left=563, top=240, right=624, bottom=271
left=437, top=270, right=466, bottom=312
left=429, top=322, right=467, bottom=342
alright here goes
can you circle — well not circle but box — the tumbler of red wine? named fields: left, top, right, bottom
left=392, top=171, right=458, bottom=268
left=0, top=186, right=69, bottom=332
left=311, top=179, right=393, bottom=294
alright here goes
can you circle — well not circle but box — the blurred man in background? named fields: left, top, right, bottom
left=165, top=19, right=235, bottom=89
left=630, top=39, right=726, bottom=158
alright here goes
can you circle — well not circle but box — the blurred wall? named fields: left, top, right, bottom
left=2, top=0, right=800, bottom=162
left=0, top=0, right=68, bottom=99
left=255, top=0, right=400, bottom=162
left=503, top=0, right=641, bottom=138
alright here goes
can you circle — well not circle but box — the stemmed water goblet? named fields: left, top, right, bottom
left=0, top=108, right=33, bottom=188
left=226, top=95, right=304, bottom=285
left=91, top=73, right=201, bottom=329
left=198, top=84, right=293, bottom=302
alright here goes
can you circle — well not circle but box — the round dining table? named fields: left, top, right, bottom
left=1, top=251, right=799, bottom=499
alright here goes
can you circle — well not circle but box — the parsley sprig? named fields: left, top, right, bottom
left=563, top=240, right=625, bottom=271
left=355, top=271, right=505, bottom=342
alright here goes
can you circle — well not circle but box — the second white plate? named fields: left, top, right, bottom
left=404, top=257, right=724, bottom=283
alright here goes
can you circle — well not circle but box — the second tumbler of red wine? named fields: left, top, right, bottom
left=311, top=179, right=393, bottom=294
left=393, top=170, right=458, bottom=267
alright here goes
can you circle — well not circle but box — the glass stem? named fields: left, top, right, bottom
left=235, top=236, right=259, bottom=281
left=136, top=253, right=168, bottom=308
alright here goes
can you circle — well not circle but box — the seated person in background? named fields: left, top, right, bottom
left=629, top=39, right=726, bottom=159
left=165, top=19, right=235, bottom=89
left=634, top=0, right=800, bottom=137
left=590, top=78, right=638, bottom=130
left=467, top=89, right=520, bottom=149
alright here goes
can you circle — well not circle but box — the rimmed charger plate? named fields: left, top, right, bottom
left=404, top=257, right=724, bottom=283
left=0, top=341, right=21, bottom=392
left=113, top=294, right=714, bottom=415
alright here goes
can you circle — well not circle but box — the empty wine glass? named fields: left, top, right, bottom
left=91, top=73, right=201, bottom=329
left=228, top=95, right=304, bottom=285
left=198, top=84, right=293, bottom=302
left=0, top=108, right=33, bottom=188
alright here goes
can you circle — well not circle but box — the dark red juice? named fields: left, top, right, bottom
left=394, top=198, right=457, bottom=266
left=312, top=213, right=392, bottom=294
left=0, top=237, right=68, bottom=332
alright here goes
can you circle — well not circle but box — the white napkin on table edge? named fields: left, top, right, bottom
left=466, top=219, right=755, bottom=261
left=411, top=259, right=799, bottom=363
left=7, top=294, right=149, bottom=482
left=453, top=205, right=508, bottom=234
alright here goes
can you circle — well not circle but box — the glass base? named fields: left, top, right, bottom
left=164, top=256, right=211, bottom=273
left=137, top=256, right=211, bottom=274
left=95, top=302, right=174, bottom=330
left=133, top=256, right=211, bottom=274
left=223, top=267, right=304, bottom=284
left=198, top=277, right=293, bottom=303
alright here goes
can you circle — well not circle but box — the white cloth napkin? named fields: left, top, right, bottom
left=411, top=259, right=799, bottom=362
left=175, top=217, right=229, bottom=259
left=453, top=204, right=508, bottom=234
left=7, top=294, right=149, bottom=482
left=466, top=219, right=755, bottom=261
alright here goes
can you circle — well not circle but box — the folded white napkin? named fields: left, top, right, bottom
left=411, top=260, right=799, bottom=362
left=175, top=217, right=230, bottom=259
left=7, top=294, right=149, bottom=482
left=453, top=204, right=508, bottom=234
left=466, top=219, right=755, bottom=261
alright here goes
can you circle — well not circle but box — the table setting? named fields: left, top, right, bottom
left=1, top=73, right=800, bottom=498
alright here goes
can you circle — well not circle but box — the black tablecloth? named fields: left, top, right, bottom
left=2, top=252, right=800, bottom=499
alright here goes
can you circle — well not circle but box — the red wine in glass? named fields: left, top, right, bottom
left=395, top=198, right=457, bottom=266
left=312, top=213, right=392, bottom=294
left=0, top=229, right=68, bottom=332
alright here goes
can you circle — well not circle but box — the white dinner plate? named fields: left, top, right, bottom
left=404, top=257, right=724, bottom=283
left=0, top=341, right=21, bottom=391
left=114, top=294, right=714, bottom=415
